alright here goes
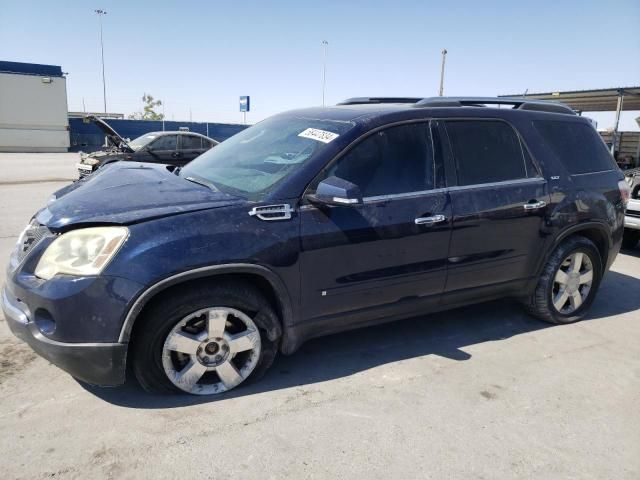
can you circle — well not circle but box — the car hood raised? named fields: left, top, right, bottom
left=38, top=162, right=244, bottom=229
left=85, top=115, right=134, bottom=153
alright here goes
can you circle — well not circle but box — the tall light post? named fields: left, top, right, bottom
left=95, top=9, right=108, bottom=113
left=438, top=48, right=447, bottom=97
left=321, top=40, right=328, bottom=107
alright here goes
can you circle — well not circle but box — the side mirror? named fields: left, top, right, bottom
left=307, top=176, right=363, bottom=207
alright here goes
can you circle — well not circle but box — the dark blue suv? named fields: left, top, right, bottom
left=2, top=97, right=629, bottom=395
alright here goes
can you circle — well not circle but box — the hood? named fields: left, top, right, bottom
left=81, top=150, right=126, bottom=165
left=86, top=115, right=133, bottom=153
left=39, top=163, right=244, bottom=229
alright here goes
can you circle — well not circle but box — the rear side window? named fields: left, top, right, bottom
left=325, top=123, right=435, bottom=197
left=533, top=120, right=615, bottom=174
left=445, top=120, right=529, bottom=186
left=181, top=135, right=202, bottom=150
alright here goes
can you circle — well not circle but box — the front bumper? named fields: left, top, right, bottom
left=2, top=287, right=127, bottom=386
left=76, top=162, right=95, bottom=178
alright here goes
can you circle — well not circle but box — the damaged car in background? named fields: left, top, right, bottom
left=623, top=167, right=640, bottom=249
left=76, top=115, right=219, bottom=178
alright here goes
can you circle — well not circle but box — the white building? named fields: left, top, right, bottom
left=0, top=61, right=70, bottom=152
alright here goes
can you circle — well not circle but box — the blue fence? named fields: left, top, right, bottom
left=68, top=118, right=248, bottom=152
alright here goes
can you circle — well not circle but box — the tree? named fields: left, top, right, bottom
left=129, top=93, right=164, bottom=120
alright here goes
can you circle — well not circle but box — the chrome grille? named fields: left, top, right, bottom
left=15, top=221, right=52, bottom=262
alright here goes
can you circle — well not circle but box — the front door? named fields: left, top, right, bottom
left=299, top=122, right=452, bottom=326
left=442, top=119, right=550, bottom=296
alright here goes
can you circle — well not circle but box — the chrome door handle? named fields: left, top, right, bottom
left=415, top=214, right=447, bottom=225
left=523, top=201, right=547, bottom=211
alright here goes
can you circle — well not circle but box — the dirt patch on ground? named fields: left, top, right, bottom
left=0, top=339, right=37, bottom=383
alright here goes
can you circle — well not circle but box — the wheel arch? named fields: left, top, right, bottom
left=118, top=264, right=293, bottom=344
left=545, top=222, right=611, bottom=274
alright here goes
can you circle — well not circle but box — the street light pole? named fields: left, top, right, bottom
left=95, top=9, right=108, bottom=113
left=439, top=49, right=447, bottom=97
left=322, top=40, right=328, bottom=107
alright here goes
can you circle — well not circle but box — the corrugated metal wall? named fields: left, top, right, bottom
left=68, top=118, right=248, bottom=152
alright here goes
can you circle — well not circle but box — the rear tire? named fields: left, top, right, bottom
left=622, top=230, right=639, bottom=250
left=525, top=236, right=602, bottom=324
left=131, top=282, right=279, bottom=395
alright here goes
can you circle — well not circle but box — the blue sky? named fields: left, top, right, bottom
left=1, top=0, right=639, bottom=129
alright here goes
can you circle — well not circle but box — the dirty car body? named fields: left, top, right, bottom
left=3, top=98, right=627, bottom=394
left=76, top=116, right=218, bottom=178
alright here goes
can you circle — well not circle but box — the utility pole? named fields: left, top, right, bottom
left=439, top=49, right=447, bottom=97
left=95, top=9, right=108, bottom=113
left=322, top=40, right=328, bottom=106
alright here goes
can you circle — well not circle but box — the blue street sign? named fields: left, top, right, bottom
left=240, top=96, right=250, bottom=112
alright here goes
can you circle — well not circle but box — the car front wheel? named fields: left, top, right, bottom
left=622, top=230, right=639, bottom=250
left=132, top=283, right=279, bottom=395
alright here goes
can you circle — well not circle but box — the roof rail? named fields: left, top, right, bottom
left=337, top=97, right=422, bottom=105
left=414, top=97, right=576, bottom=115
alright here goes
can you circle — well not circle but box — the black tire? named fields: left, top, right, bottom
left=131, top=282, right=279, bottom=395
left=525, top=236, right=603, bottom=324
left=622, top=230, right=640, bottom=250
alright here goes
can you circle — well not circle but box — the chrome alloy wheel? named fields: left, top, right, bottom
left=551, top=252, right=594, bottom=315
left=162, top=307, right=261, bottom=395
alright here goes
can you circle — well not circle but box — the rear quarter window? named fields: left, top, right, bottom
left=533, top=120, right=616, bottom=174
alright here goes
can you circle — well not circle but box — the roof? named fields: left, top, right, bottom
left=146, top=131, right=212, bottom=136
left=500, top=87, right=640, bottom=112
left=69, top=112, right=125, bottom=119
left=324, top=96, right=577, bottom=118
left=0, top=60, right=63, bottom=77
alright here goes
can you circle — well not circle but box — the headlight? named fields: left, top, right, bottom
left=35, top=227, right=129, bottom=280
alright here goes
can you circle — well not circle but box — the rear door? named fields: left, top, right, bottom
left=179, top=134, right=207, bottom=163
left=299, top=121, right=452, bottom=325
left=202, top=138, right=217, bottom=152
left=147, top=134, right=179, bottom=164
left=442, top=119, right=549, bottom=297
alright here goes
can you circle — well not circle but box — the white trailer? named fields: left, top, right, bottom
left=0, top=61, right=70, bottom=152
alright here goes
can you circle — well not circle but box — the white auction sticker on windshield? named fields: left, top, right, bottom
left=298, top=128, right=339, bottom=144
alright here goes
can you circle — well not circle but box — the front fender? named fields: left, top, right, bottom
left=117, top=263, right=294, bottom=344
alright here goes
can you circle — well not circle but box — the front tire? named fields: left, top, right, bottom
left=622, top=230, right=639, bottom=250
left=525, top=236, right=602, bottom=324
left=131, top=283, right=279, bottom=395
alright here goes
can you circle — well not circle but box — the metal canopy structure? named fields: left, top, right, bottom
left=499, top=87, right=640, bottom=112
left=502, top=87, right=640, bottom=159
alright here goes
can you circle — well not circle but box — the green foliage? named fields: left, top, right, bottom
left=129, top=93, right=164, bottom=120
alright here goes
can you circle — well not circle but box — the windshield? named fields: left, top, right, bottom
left=180, top=116, right=354, bottom=198
left=128, top=133, right=159, bottom=151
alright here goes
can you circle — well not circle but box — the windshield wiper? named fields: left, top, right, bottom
left=184, top=175, right=219, bottom=192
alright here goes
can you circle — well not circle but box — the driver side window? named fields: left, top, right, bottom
left=151, top=135, right=177, bottom=151
left=324, top=123, right=435, bottom=198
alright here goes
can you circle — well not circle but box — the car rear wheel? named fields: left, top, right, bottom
left=132, top=283, right=279, bottom=395
left=622, top=230, right=639, bottom=250
left=525, top=236, right=602, bottom=324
